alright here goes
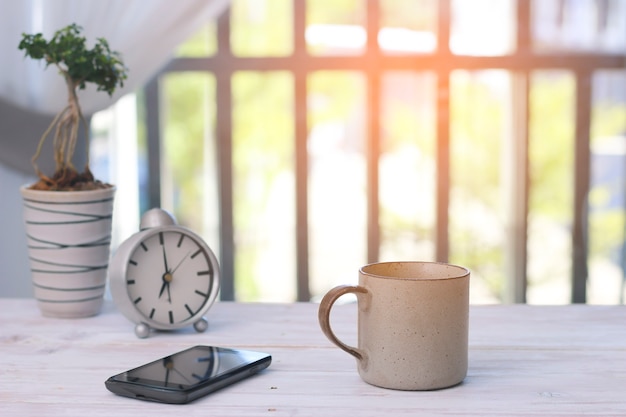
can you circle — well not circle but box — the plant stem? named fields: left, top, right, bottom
left=31, top=105, right=69, bottom=181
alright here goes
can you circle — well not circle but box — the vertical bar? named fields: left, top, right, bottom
left=517, top=0, right=531, bottom=53
left=622, top=173, right=626, bottom=304
left=502, top=0, right=531, bottom=303
left=144, top=77, right=161, bottom=209
left=435, top=0, right=451, bottom=262
left=622, top=154, right=626, bottom=304
left=293, top=0, right=307, bottom=57
left=572, top=71, right=592, bottom=303
left=366, top=0, right=380, bottom=263
left=215, top=8, right=235, bottom=301
left=504, top=73, right=529, bottom=303
left=367, top=73, right=381, bottom=264
left=294, top=0, right=310, bottom=301
left=294, top=72, right=310, bottom=301
left=435, top=73, right=450, bottom=263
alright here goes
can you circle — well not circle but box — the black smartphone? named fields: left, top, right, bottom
left=105, top=345, right=271, bottom=404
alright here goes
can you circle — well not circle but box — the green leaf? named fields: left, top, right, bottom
left=18, top=23, right=128, bottom=97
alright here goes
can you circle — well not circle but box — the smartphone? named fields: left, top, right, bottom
left=105, top=345, right=271, bottom=404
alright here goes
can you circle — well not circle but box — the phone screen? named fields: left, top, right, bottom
left=106, top=345, right=271, bottom=403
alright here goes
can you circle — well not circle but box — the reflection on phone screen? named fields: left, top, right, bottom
left=116, top=346, right=262, bottom=390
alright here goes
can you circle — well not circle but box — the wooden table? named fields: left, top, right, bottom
left=1, top=299, right=625, bottom=416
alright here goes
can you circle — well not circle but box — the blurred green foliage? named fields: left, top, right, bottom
left=161, top=0, right=626, bottom=303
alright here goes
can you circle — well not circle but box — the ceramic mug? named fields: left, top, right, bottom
left=318, top=261, right=470, bottom=390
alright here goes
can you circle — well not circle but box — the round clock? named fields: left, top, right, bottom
left=109, top=208, right=220, bottom=338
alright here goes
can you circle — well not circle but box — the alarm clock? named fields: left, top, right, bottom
left=109, top=208, right=220, bottom=338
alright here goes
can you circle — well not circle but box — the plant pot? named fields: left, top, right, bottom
left=21, top=186, right=116, bottom=318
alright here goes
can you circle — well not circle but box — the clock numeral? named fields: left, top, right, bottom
left=197, top=270, right=211, bottom=276
left=191, top=249, right=202, bottom=259
left=177, top=234, right=185, bottom=248
left=129, top=260, right=137, bottom=266
left=127, top=279, right=136, bottom=285
left=159, top=232, right=164, bottom=245
left=149, top=308, right=156, bottom=319
left=133, top=297, right=142, bottom=305
left=169, top=310, right=174, bottom=324
left=195, top=290, right=208, bottom=298
left=140, top=242, right=148, bottom=252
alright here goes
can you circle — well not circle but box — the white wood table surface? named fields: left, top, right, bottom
left=1, top=299, right=625, bottom=416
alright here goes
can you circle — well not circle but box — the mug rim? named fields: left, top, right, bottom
left=359, top=261, right=470, bottom=281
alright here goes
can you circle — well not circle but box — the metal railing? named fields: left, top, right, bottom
left=143, top=0, right=626, bottom=302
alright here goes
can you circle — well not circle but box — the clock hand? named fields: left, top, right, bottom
left=171, top=250, right=192, bottom=275
left=159, top=272, right=173, bottom=303
left=163, top=357, right=172, bottom=387
left=162, top=356, right=193, bottom=385
left=158, top=251, right=193, bottom=303
left=157, top=252, right=191, bottom=305
left=161, top=243, right=170, bottom=273
left=158, top=279, right=168, bottom=298
left=171, top=367, right=194, bottom=384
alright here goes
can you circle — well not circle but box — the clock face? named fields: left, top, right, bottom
left=125, top=229, right=217, bottom=326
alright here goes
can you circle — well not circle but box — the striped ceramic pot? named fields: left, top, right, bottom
left=21, top=186, right=116, bottom=318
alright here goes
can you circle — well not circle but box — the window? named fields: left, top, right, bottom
left=93, top=0, right=626, bottom=304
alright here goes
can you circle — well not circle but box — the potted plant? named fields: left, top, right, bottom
left=18, top=23, right=128, bottom=318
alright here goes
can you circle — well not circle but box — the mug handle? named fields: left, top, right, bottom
left=318, top=285, right=368, bottom=362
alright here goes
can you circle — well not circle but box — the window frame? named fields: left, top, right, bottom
left=143, top=0, right=626, bottom=302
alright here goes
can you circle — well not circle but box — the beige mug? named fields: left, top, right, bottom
left=318, top=261, right=470, bottom=390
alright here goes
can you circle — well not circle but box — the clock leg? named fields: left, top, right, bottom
left=135, top=322, right=151, bottom=338
left=193, top=317, right=208, bottom=333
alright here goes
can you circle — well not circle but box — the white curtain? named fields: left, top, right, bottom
left=0, top=0, right=229, bottom=116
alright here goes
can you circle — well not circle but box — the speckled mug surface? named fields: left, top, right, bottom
left=318, top=261, right=470, bottom=391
